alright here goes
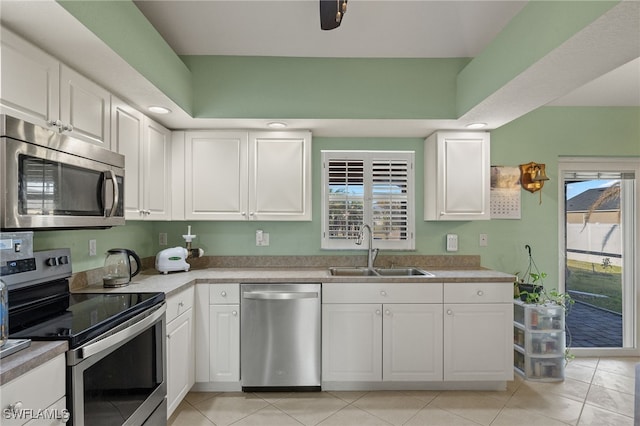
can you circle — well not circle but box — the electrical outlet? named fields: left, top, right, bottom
left=159, top=233, right=168, bottom=246
left=256, top=230, right=270, bottom=246
left=446, top=234, right=458, bottom=252
left=479, top=233, right=488, bottom=247
left=89, top=239, right=97, bottom=256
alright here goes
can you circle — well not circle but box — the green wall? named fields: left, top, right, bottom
left=182, top=56, right=468, bottom=119
left=33, top=107, right=640, bottom=280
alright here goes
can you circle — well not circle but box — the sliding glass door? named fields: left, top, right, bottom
left=559, top=158, right=639, bottom=355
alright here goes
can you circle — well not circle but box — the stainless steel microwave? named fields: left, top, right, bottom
left=0, top=115, right=125, bottom=230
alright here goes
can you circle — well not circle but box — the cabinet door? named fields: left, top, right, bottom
left=249, top=131, right=312, bottom=221
left=166, top=308, right=194, bottom=417
left=383, top=304, right=443, bottom=381
left=209, top=305, right=240, bottom=382
left=425, top=132, right=490, bottom=221
left=194, top=284, right=210, bottom=383
left=60, top=65, right=111, bottom=148
left=322, top=304, right=382, bottom=382
left=112, top=99, right=144, bottom=220
left=1, top=353, right=66, bottom=426
left=0, top=28, right=59, bottom=127
left=443, top=303, right=513, bottom=381
left=143, top=117, right=172, bottom=220
left=185, top=131, right=249, bottom=220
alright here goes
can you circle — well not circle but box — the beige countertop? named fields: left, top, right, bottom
left=76, top=267, right=515, bottom=296
left=5, top=265, right=513, bottom=384
left=0, top=340, right=68, bottom=385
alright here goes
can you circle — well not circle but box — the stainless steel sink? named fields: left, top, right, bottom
left=329, top=267, right=434, bottom=277
left=329, top=267, right=379, bottom=276
left=374, top=267, right=435, bottom=277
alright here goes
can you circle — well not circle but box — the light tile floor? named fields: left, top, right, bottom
left=168, top=357, right=639, bottom=426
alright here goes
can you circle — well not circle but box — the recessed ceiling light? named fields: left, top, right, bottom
left=465, top=122, right=487, bottom=129
left=267, top=121, right=287, bottom=129
left=148, top=106, right=171, bottom=114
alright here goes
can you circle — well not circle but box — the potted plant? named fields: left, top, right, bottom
left=514, top=244, right=575, bottom=363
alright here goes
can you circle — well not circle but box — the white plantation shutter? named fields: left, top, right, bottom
left=322, top=151, right=414, bottom=250
left=326, top=158, right=365, bottom=241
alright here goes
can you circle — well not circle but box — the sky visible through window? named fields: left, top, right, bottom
left=566, top=179, right=617, bottom=199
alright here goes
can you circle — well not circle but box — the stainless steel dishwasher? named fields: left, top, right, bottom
left=241, top=283, right=321, bottom=391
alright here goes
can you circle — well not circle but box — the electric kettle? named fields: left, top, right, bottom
left=103, top=249, right=142, bottom=288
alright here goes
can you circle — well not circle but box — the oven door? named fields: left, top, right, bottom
left=1, top=136, right=124, bottom=229
left=67, top=303, right=166, bottom=426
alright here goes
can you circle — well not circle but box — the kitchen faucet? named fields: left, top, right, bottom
left=356, top=224, right=379, bottom=270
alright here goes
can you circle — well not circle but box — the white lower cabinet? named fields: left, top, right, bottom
left=322, top=283, right=443, bottom=384
left=443, top=283, right=514, bottom=382
left=209, top=305, right=240, bottom=382
left=443, top=303, right=513, bottom=381
left=322, top=304, right=383, bottom=382
left=0, top=353, right=66, bottom=426
left=165, top=286, right=195, bottom=418
left=383, top=303, right=444, bottom=381
left=322, top=281, right=512, bottom=389
left=194, top=283, right=241, bottom=391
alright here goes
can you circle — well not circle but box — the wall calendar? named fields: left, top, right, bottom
left=490, top=166, right=521, bottom=219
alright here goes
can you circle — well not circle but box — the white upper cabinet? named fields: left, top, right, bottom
left=143, top=117, right=172, bottom=220
left=0, top=28, right=60, bottom=126
left=183, top=130, right=312, bottom=221
left=424, top=131, right=490, bottom=221
left=249, top=131, right=312, bottom=221
left=60, top=65, right=111, bottom=148
left=1, top=28, right=111, bottom=148
left=112, top=99, right=145, bottom=219
left=113, top=98, right=171, bottom=221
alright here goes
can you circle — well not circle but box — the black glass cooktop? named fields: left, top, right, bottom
left=10, top=292, right=165, bottom=348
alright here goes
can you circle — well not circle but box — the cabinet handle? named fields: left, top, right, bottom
left=178, top=301, right=184, bottom=307
left=380, top=290, right=387, bottom=296
left=375, top=309, right=381, bottom=316
left=221, top=291, right=227, bottom=297
left=232, top=310, right=238, bottom=316
left=47, top=119, right=63, bottom=129
left=447, top=309, right=453, bottom=315
left=477, top=290, right=484, bottom=296
left=385, top=309, right=391, bottom=316
left=241, top=212, right=246, bottom=216
left=61, top=123, right=74, bottom=132
left=249, top=212, right=255, bottom=218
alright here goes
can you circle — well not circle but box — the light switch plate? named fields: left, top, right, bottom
left=446, top=234, right=458, bottom=252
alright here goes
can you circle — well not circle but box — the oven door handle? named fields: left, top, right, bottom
left=78, top=303, right=166, bottom=360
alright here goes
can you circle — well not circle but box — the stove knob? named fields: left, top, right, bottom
left=58, top=256, right=69, bottom=265
left=46, top=257, right=59, bottom=266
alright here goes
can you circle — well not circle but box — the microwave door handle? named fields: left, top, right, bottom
left=103, top=170, right=120, bottom=217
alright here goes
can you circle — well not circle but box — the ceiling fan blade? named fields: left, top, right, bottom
left=320, top=0, right=345, bottom=30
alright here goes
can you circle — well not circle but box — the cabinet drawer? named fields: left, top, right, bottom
left=323, top=283, right=442, bottom=304
left=166, top=285, right=195, bottom=323
left=1, top=354, right=65, bottom=426
left=209, top=283, right=240, bottom=304
left=444, top=282, right=512, bottom=303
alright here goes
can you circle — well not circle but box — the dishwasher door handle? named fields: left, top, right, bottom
left=243, top=291, right=319, bottom=300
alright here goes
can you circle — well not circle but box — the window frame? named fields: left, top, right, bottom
left=321, top=150, right=415, bottom=250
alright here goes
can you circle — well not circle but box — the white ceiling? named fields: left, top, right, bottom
left=1, top=0, right=638, bottom=137
left=133, top=0, right=527, bottom=58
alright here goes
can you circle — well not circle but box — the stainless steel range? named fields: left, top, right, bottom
left=3, top=247, right=167, bottom=426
